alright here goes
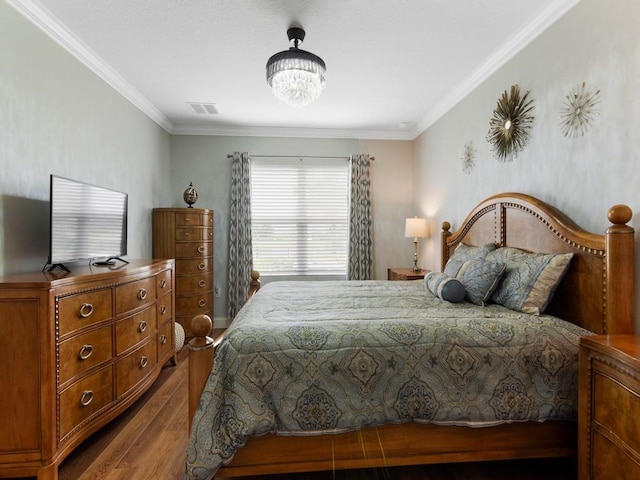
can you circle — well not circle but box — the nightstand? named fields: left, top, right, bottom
left=578, top=335, right=640, bottom=480
left=387, top=268, right=430, bottom=281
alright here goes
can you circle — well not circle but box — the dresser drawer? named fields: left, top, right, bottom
left=115, top=277, right=156, bottom=315
left=176, top=257, right=213, bottom=275
left=174, top=241, right=212, bottom=258
left=591, top=431, right=640, bottom=479
left=175, top=212, right=206, bottom=226
left=175, top=227, right=212, bottom=241
left=201, top=212, right=213, bottom=226
left=59, top=366, right=113, bottom=440
left=157, top=291, right=172, bottom=324
left=176, top=273, right=212, bottom=296
left=176, top=293, right=213, bottom=315
left=115, top=339, right=157, bottom=398
left=156, top=268, right=173, bottom=293
left=58, top=289, right=113, bottom=336
left=157, top=320, right=173, bottom=359
left=115, top=306, right=156, bottom=355
left=593, top=366, right=640, bottom=454
left=59, top=325, right=113, bottom=385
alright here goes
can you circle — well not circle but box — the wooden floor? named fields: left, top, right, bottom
left=19, top=342, right=576, bottom=480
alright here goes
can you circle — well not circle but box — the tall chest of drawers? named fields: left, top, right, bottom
left=152, top=208, right=213, bottom=337
left=0, top=259, right=175, bottom=480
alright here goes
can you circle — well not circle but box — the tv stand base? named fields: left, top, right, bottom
left=92, top=256, right=129, bottom=266
left=44, top=263, right=71, bottom=273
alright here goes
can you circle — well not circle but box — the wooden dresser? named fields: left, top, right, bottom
left=0, top=259, right=175, bottom=480
left=579, top=335, right=640, bottom=479
left=152, top=208, right=213, bottom=337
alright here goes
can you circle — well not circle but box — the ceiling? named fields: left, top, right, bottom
left=10, top=0, right=578, bottom=140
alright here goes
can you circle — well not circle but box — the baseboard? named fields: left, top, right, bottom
left=213, top=316, right=231, bottom=329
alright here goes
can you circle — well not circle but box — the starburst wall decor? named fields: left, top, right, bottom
left=559, top=82, right=601, bottom=138
left=461, top=141, right=476, bottom=174
left=486, top=85, right=535, bottom=162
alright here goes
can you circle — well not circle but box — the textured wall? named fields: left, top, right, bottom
left=0, top=3, right=172, bottom=275
left=413, top=0, right=640, bottom=329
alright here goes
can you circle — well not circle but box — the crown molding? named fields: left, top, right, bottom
left=171, top=123, right=415, bottom=140
left=7, top=0, right=409, bottom=140
left=7, top=0, right=174, bottom=133
left=9, top=0, right=578, bottom=141
left=413, top=0, right=580, bottom=137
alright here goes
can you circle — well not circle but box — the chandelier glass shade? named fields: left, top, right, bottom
left=266, top=28, right=326, bottom=108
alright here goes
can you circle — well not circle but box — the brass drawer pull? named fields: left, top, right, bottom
left=79, top=344, right=93, bottom=360
left=80, top=390, right=94, bottom=407
left=79, top=303, right=94, bottom=318
left=197, top=245, right=205, bottom=254
left=137, top=288, right=147, bottom=300
left=160, top=305, right=167, bottom=315
left=198, top=299, right=206, bottom=308
left=138, top=321, right=147, bottom=333
left=139, top=356, right=148, bottom=368
left=160, top=279, right=167, bottom=288
left=160, top=334, right=167, bottom=345
left=198, top=279, right=206, bottom=288
left=197, top=263, right=206, bottom=271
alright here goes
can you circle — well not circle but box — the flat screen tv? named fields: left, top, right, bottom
left=47, top=175, right=128, bottom=270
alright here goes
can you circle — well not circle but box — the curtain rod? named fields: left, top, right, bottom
left=227, top=154, right=374, bottom=161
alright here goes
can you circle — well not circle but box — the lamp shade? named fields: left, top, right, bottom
left=405, top=217, right=427, bottom=238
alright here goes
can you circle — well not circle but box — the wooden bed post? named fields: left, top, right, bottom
left=605, top=204, right=635, bottom=334
left=188, top=314, right=214, bottom=430
left=187, top=272, right=261, bottom=431
left=441, top=221, right=452, bottom=271
left=249, top=270, right=261, bottom=297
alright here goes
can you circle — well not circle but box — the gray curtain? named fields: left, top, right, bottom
left=348, top=154, right=373, bottom=280
left=227, top=152, right=253, bottom=319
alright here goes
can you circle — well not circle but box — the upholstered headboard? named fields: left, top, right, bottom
left=441, top=192, right=634, bottom=335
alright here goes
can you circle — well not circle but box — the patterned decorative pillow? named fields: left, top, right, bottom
left=443, top=242, right=497, bottom=277
left=456, top=258, right=506, bottom=306
left=486, top=247, right=574, bottom=315
left=424, top=271, right=466, bottom=303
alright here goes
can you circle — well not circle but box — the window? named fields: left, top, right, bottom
left=251, top=157, right=349, bottom=277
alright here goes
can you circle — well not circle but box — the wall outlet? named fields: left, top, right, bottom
left=214, top=285, right=221, bottom=297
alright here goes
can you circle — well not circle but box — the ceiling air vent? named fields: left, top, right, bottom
left=187, top=102, right=219, bottom=115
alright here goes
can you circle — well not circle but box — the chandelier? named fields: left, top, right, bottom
left=266, top=27, right=326, bottom=108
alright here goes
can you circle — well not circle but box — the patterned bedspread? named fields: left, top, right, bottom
left=186, top=280, right=592, bottom=479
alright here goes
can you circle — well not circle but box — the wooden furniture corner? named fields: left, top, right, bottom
left=579, top=335, right=640, bottom=479
left=387, top=267, right=430, bottom=281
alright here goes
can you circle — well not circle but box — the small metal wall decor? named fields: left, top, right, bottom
left=461, top=141, right=476, bottom=174
left=560, top=81, right=601, bottom=138
left=183, top=182, right=198, bottom=208
left=486, top=84, right=535, bottom=162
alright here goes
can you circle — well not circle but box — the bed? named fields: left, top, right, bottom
left=186, top=192, right=635, bottom=479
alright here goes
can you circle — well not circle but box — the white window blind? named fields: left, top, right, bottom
left=251, top=157, right=349, bottom=276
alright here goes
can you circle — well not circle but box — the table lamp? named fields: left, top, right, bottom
left=405, top=217, right=428, bottom=272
